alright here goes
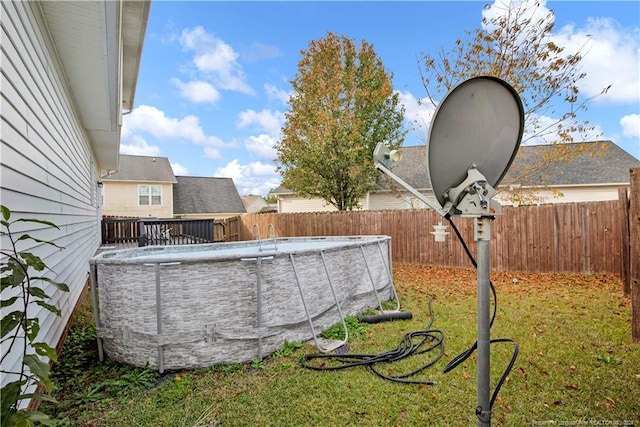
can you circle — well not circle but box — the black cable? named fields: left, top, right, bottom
left=443, top=215, right=519, bottom=411
left=300, top=295, right=444, bottom=385
left=299, top=214, right=519, bottom=412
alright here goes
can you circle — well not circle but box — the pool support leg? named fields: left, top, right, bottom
left=256, top=257, right=263, bottom=360
left=89, top=262, right=104, bottom=362
left=154, top=263, right=165, bottom=374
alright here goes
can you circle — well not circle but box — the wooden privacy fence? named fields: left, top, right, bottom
left=231, top=198, right=630, bottom=275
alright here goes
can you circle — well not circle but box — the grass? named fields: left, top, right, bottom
left=43, top=264, right=640, bottom=426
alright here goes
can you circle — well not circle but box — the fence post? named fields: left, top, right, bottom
left=619, top=188, right=631, bottom=296
left=138, top=220, right=147, bottom=247
left=630, top=168, right=639, bottom=343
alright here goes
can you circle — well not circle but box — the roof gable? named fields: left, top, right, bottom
left=103, top=155, right=177, bottom=183
left=173, top=176, right=246, bottom=214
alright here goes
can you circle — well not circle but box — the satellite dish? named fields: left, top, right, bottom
left=427, top=76, right=524, bottom=210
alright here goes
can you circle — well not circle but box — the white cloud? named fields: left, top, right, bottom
left=240, top=42, right=282, bottom=63
left=179, top=26, right=254, bottom=95
left=264, top=84, right=291, bottom=105
left=170, top=78, right=220, bottom=104
left=553, top=18, right=640, bottom=104
left=396, top=90, right=435, bottom=143
left=621, top=114, right=640, bottom=138
left=483, top=0, right=554, bottom=39
left=521, top=112, right=604, bottom=145
left=484, top=0, right=639, bottom=105
left=214, top=159, right=280, bottom=196
left=203, top=146, right=222, bottom=159
left=119, top=135, right=161, bottom=156
left=245, top=134, right=278, bottom=160
left=123, top=105, right=231, bottom=149
left=171, top=162, right=189, bottom=176
left=237, top=109, right=284, bottom=136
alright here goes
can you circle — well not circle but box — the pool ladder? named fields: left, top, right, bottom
left=290, top=250, right=349, bottom=353
left=289, top=240, right=400, bottom=353
left=252, top=223, right=277, bottom=252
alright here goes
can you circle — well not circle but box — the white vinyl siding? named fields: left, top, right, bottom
left=276, top=195, right=367, bottom=213
left=1, top=1, right=101, bottom=393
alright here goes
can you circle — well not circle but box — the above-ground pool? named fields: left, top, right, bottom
left=90, top=235, right=396, bottom=372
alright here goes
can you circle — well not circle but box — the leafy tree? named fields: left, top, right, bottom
left=276, top=32, right=407, bottom=211
left=418, top=0, right=611, bottom=203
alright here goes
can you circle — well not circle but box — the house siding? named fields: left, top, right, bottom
left=277, top=195, right=369, bottom=213
left=278, top=184, right=627, bottom=212
left=102, top=181, right=174, bottom=218
left=1, top=1, right=101, bottom=391
left=497, top=185, right=626, bottom=206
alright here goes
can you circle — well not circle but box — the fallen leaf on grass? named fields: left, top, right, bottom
left=516, top=367, right=527, bottom=377
left=564, top=384, right=579, bottom=390
left=462, top=372, right=474, bottom=380
left=603, top=397, right=616, bottom=409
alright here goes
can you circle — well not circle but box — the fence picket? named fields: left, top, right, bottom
left=231, top=199, right=629, bottom=275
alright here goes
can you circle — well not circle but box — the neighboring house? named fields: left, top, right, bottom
left=0, top=0, right=149, bottom=399
left=101, top=155, right=177, bottom=218
left=101, top=155, right=246, bottom=219
left=174, top=176, right=246, bottom=219
left=242, top=195, right=278, bottom=214
left=272, top=141, right=639, bottom=212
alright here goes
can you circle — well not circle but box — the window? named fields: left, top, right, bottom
left=139, top=185, right=162, bottom=206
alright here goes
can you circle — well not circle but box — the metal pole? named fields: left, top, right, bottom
left=155, top=263, right=164, bottom=374
left=475, top=216, right=492, bottom=426
left=89, top=262, right=104, bottom=362
left=256, top=257, right=263, bottom=360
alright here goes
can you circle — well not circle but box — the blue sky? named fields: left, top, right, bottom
left=122, top=0, right=640, bottom=196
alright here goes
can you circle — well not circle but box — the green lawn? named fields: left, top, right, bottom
left=45, top=264, right=639, bottom=426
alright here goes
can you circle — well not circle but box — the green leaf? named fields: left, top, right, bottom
left=16, top=234, right=64, bottom=249
left=0, top=410, right=16, bottom=427
left=16, top=410, right=56, bottom=426
left=3, top=259, right=27, bottom=286
left=1, top=297, right=18, bottom=308
left=1, top=311, right=22, bottom=338
left=25, top=318, right=40, bottom=342
left=19, top=252, right=46, bottom=271
left=28, top=286, right=50, bottom=300
left=34, top=300, right=61, bottom=316
left=23, top=354, right=52, bottom=391
left=32, top=342, right=58, bottom=363
left=1, top=276, right=16, bottom=292
left=32, top=276, right=69, bottom=292
left=13, top=218, right=60, bottom=229
left=18, top=392, right=57, bottom=404
left=0, top=205, right=10, bottom=221
left=0, top=381, right=22, bottom=415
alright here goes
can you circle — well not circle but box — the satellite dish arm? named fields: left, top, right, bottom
left=374, top=162, right=447, bottom=217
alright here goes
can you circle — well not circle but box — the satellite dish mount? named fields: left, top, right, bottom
left=374, top=76, right=524, bottom=427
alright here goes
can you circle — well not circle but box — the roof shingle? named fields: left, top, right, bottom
left=102, top=155, right=177, bottom=183
left=173, top=176, right=246, bottom=215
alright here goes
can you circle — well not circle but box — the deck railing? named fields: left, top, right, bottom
left=101, top=217, right=227, bottom=247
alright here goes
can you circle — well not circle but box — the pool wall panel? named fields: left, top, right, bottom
left=92, top=236, right=394, bottom=370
